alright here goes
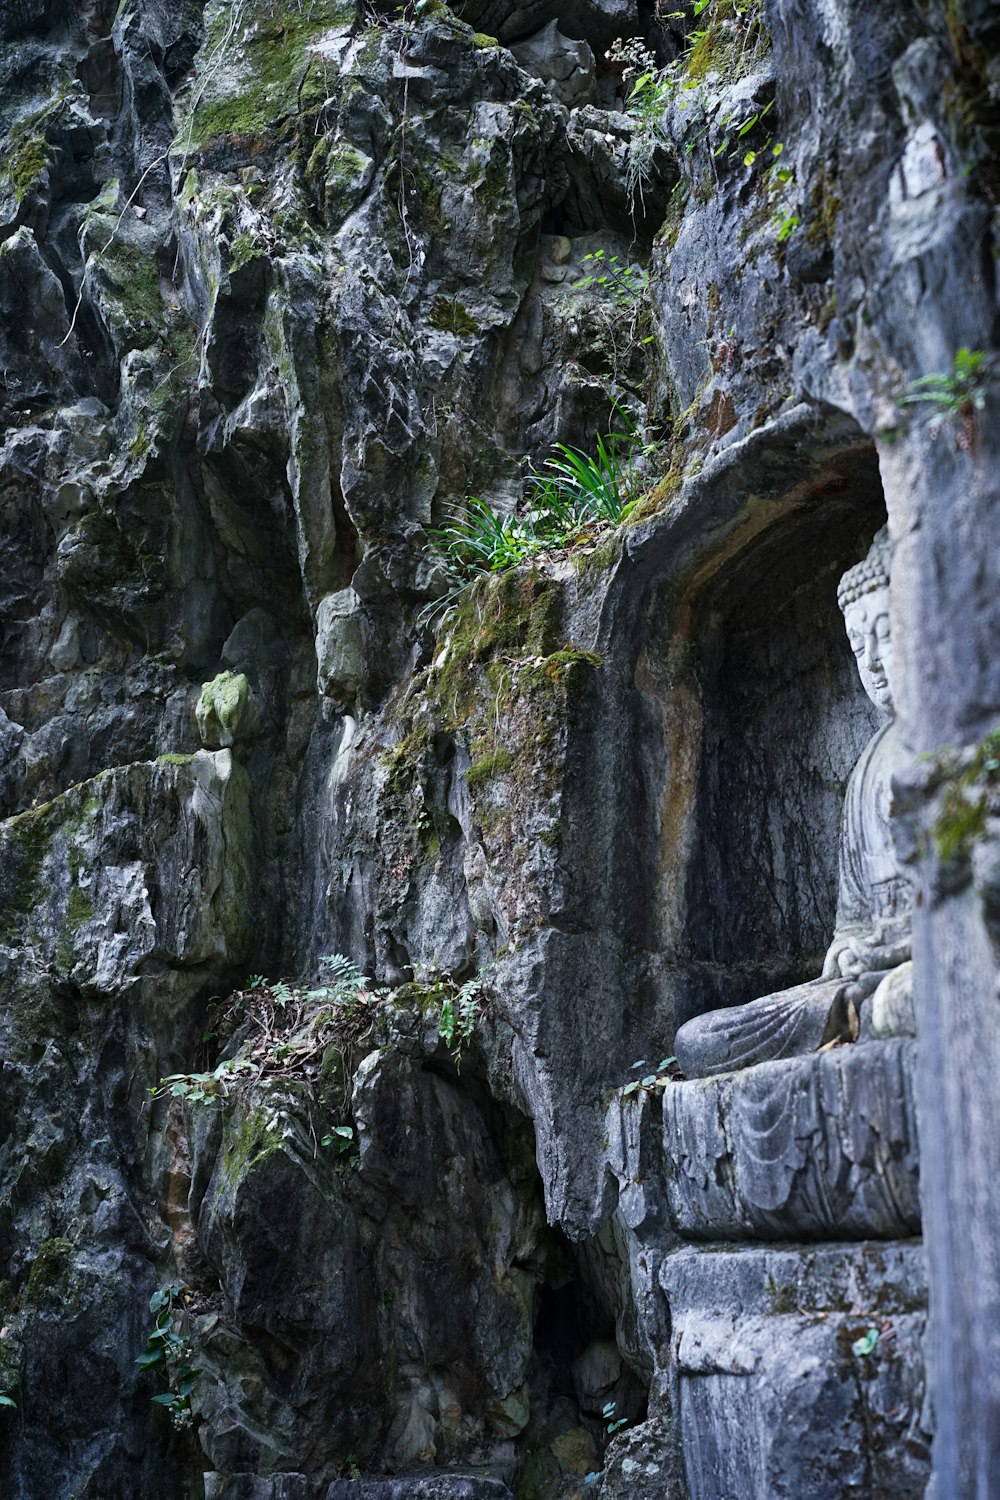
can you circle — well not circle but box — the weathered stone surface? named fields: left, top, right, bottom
left=197, top=671, right=259, bottom=748
left=662, top=1240, right=931, bottom=1500
left=663, top=1040, right=921, bottom=1242
left=325, top=1480, right=513, bottom=1499
left=0, top=0, right=998, bottom=1495
left=0, top=753, right=257, bottom=1496
left=315, top=588, right=367, bottom=703
left=204, top=1480, right=515, bottom=1500
left=511, top=22, right=597, bottom=107
left=595, top=1416, right=683, bottom=1500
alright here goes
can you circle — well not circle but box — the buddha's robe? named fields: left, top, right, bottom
left=675, top=720, right=911, bottom=1080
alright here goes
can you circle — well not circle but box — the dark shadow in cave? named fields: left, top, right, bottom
left=523, top=1225, right=649, bottom=1479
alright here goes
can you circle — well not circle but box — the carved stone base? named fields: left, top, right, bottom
left=663, top=1039, right=920, bottom=1240
left=661, top=1239, right=930, bottom=1500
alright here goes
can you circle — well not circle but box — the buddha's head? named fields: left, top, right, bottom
left=838, top=527, right=894, bottom=714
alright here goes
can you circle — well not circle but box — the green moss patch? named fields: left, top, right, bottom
left=81, top=209, right=163, bottom=348
left=466, top=748, right=515, bottom=787
left=379, top=570, right=604, bottom=873
left=427, top=296, right=480, bottom=337
left=186, top=0, right=356, bottom=151
left=684, top=0, right=769, bottom=84
left=933, top=726, right=1000, bottom=863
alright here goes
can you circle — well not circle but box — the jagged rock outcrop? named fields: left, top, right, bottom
left=1, top=0, right=998, bottom=1497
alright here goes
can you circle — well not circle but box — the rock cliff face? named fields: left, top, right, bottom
left=1, top=0, right=998, bottom=1496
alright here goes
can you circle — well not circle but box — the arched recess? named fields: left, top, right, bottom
left=674, top=442, right=888, bottom=1023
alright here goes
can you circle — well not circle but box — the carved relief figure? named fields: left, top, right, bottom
left=675, top=527, right=914, bottom=1079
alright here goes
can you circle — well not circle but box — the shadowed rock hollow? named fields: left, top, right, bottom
left=1, top=0, right=999, bottom=1496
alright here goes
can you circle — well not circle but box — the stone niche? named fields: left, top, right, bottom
left=639, top=437, right=932, bottom=1498
left=677, top=453, right=887, bottom=1024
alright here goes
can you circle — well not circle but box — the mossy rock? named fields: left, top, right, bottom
left=932, top=726, right=1000, bottom=865
left=196, top=671, right=258, bottom=749
left=24, top=1238, right=83, bottom=1312
left=82, top=202, right=164, bottom=349
left=466, top=748, right=514, bottom=787
left=186, top=0, right=357, bottom=155
left=427, top=296, right=480, bottom=338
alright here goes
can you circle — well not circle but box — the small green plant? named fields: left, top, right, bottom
left=574, top=250, right=649, bottom=314
left=151, top=955, right=379, bottom=1105
left=434, top=497, right=543, bottom=574
left=851, top=1327, right=879, bottom=1358
left=603, top=1400, right=628, bottom=1435
left=900, top=347, right=990, bottom=414
left=137, top=1284, right=201, bottom=1429
left=435, top=433, right=637, bottom=578
left=932, top=725, right=1000, bottom=863
left=322, top=1122, right=359, bottom=1171
left=621, top=1057, right=677, bottom=1098
left=625, top=68, right=674, bottom=214
left=437, top=969, right=487, bottom=1065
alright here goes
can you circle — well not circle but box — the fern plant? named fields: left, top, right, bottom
left=900, top=347, right=990, bottom=414
left=437, top=969, right=487, bottom=1066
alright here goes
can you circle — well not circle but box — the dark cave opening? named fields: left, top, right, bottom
left=522, top=1231, right=649, bottom=1483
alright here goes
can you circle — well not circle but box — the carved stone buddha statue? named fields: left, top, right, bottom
left=675, top=527, right=914, bottom=1079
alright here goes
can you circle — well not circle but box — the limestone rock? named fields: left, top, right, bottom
left=511, top=22, right=597, bottom=108
left=315, top=589, right=366, bottom=703
left=197, top=671, right=260, bottom=749
left=595, top=1416, right=683, bottom=1500
left=1, top=0, right=999, bottom=1494
left=325, top=1481, right=514, bottom=1499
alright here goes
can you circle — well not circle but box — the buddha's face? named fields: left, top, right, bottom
left=843, top=584, right=893, bottom=712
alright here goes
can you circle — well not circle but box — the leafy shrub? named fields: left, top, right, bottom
left=436, top=969, right=487, bottom=1066
left=137, top=1284, right=201, bottom=1429
left=435, top=433, right=638, bottom=578
left=151, top=954, right=378, bottom=1105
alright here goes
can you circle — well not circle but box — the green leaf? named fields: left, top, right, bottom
left=136, top=1350, right=164, bottom=1368
left=0, top=1395, right=17, bottom=1409
left=851, top=1328, right=879, bottom=1357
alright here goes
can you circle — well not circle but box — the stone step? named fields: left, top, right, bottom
left=661, top=1238, right=930, bottom=1500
